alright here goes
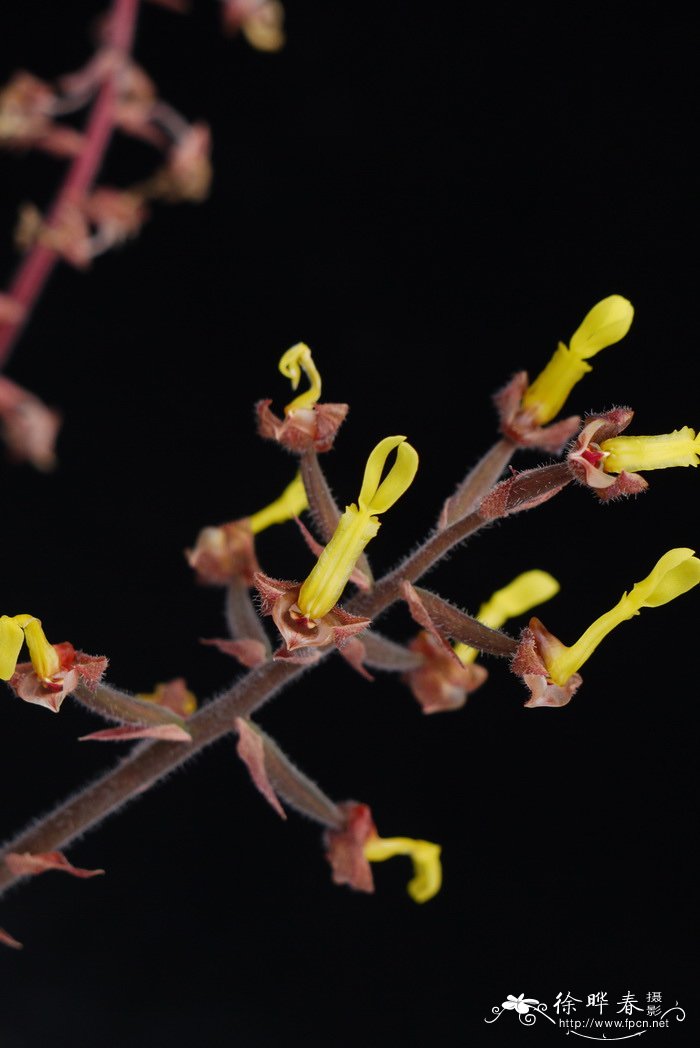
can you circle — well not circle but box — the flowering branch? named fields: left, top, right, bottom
left=0, top=454, right=572, bottom=897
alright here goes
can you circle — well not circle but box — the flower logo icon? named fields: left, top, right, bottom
left=501, top=993, right=540, bottom=1014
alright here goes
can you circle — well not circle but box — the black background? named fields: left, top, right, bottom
left=1, top=2, right=698, bottom=1045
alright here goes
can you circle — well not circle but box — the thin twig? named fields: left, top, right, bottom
left=226, top=578, right=271, bottom=653
left=440, top=437, right=516, bottom=527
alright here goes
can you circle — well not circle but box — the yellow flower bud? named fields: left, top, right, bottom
left=521, top=295, right=634, bottom=424
left=297, top=436, right=418, bottom=620
left=279, top=342, right=322, bottom=414
left=545, top=549, right=700, bottom=685
left=454, top=570, right=560, bottom=664
left=364, top=835, right=442, bottom=903
left=600, top=427, right=700, bottom=474
left=248, top=473, right=308, bottom=535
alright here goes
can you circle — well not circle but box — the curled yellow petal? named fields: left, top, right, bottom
left=455, top=570, right=560, bottom=664
left=22, top=617, right=60, bottom=682
left=358, top=436, right=419, bottom=514
left=364, top=835, right=442, bottom=903
left=601, top=428, right=700, bottom=474
left=569, top=295, right=635, bottom=358
left=297, top=437, right=418, bottom=619
left=279, top=343, right=322, bottom=414
left=0, top=615, right=25, bottom=680
left=521, top=295, right=634, bottom=424
left=249, top=473, right=308, bottom=535
left=545, top=548, right=700, bottom=685
left=630, top=548, right=700, bottom=607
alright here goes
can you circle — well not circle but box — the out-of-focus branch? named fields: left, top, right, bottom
left=0, top=0, right=141, bottom=369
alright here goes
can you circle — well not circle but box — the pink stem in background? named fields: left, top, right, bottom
left=0, top=0, right=141, bottom=370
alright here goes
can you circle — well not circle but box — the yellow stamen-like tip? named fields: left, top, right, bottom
left=569, top=295, right=634, bottom=359
left=364, top=835, right=443, bottom=903
left=600, top=428, right=700, bottom=474
left=455, top=570, right=560, bottom=664
left=0, top=615, right=25, bottom=680
left=23, top=617, right=60, bottom=682
left=279, top=342, right=322, bottom=413
left=545, top=548, right=700, bottom=685
left=630, top=547, right=700, bottom=608
left=249, top=473, right=308, bottom=535
left=297, top=436, right=418, bottom=620
left=521, top=295, right=634, bottom=425
left=0, top=614, right=60, bottom=682
left=358, top=436, right=419, bottom=514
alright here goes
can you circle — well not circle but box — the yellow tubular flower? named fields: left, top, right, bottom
left=279, top=342, right=322, bottom=414
left=600, top=428, right=700, bottom=474
left=364, top=836, right=442, bottom=903
left=521, top=296, right=634, bottom=424
left=544, top=549, right=700, bottom=685
left=0, top=614, right=59, bottom=682
left=455, top=570, right=560, bottom=664
left=248, top=473, right=308, bottom=535
left=297, top=436, right=419, bottom=620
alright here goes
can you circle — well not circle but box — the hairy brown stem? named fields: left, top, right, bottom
left=226, top=578, right=271, bottom=652
left=440, top=437, right=516, bottom=527
left=361, top=631, right=424, bottom=672
left=299, top=448, right=341, bottom=541
left=0, top=462, right=571, bottom=896
left=409, top=586, right=519, bottom=657
left=72, top=682, right=187, bottom=728
left=0, top=661, right=301, bottom=892
left=255, top=725, right=345, bottom=829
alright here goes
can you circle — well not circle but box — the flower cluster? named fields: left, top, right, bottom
left=2, top=292, right=700, bottom=931
left=256, top=434, right=418, bottom=662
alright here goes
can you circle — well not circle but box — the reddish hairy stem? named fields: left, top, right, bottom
left=0, top=462, right=571, bottom=896
left=0, top=0, right=140, bottom=369
left=440, top=437, right=516, bottom=527
left=0, top=660, right=301, bottom=893
left=299, top=448, right=341, bottom=541
left=361, top=631, right=424, bottom=672
left=254, top=725, right=345, bottom=829
left=226, top=578, right=271, bottom=652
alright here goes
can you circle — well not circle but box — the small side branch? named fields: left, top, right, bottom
left=440, top=437, right=516, bottom=527
left=225, top=578, right=271, bottom=653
